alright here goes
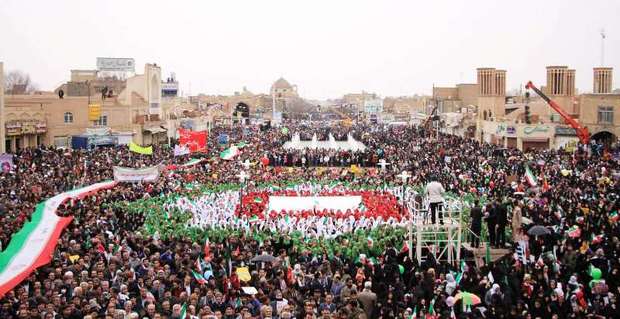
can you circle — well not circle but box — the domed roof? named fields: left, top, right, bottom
left=272, top=77, right=293, bottom=90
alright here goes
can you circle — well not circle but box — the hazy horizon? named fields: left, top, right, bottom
left=1, top=0, right=619, bottom=99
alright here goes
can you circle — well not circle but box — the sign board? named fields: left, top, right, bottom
left=364, top=99, right=383, bottom=113
left=85, top=127, right=110, bottom=136
left=555, top=127, right=577, bottom=136
left=88, top=135, right=117, bottom=146
left=96, top=57, right=135, bottom=72
left=496, top=124, right=517, bottom=136
left=162, top=82, right=178, bottom=97
left=88, top=104, right=102, bottom=121
left=522, top=125, right=550, bottom=135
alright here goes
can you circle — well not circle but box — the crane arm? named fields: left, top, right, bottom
left=525, top=81, right=590, bottom=144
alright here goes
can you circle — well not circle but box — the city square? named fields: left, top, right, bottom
left=1, top=1, right=620, bottom=319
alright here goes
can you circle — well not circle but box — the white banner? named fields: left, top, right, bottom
left=85, top=127, right=111, bottom=136
left=113, top=165, right=161, bottom=182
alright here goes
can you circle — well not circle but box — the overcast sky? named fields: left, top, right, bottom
left=1, top=0, right=618, bottom=99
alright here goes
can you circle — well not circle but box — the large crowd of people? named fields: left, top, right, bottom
left=1, top=121, right=619, bottom=319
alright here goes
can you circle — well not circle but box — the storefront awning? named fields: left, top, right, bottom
left=144, top=127, right=167, bottom=134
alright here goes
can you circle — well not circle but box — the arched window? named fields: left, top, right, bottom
left=64, top=112, right=73, bottom=123
left=483, top=110, right=488, bottom=121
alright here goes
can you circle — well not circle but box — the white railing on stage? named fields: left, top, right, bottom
left=403, top=194, right=465, bottom=266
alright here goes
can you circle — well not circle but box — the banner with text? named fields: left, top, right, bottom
left=113, top=165, right=161, bottom=182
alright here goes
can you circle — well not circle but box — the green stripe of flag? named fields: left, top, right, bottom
left=0, top=202, right=45, bottom=273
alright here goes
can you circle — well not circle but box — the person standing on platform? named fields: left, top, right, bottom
left=485, top=199, right=498, bottom=247
left=470, top=200, right=482, bottom=248
left=496, top=198, right=509, bottom=247
left=425, top=175, right=445, bottom=225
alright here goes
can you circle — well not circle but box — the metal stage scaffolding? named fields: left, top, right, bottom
left=404, top=195, right=466, bottom=266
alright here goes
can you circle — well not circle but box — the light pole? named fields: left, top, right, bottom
left=396, top=171, right=412, bottom=259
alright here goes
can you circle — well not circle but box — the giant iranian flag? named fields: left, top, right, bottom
left=174, top=183, right=409, bottom=238
left=0, top=181, right=117, bottom=297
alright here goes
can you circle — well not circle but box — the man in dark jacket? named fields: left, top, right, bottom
left=470, top=200, right=483, bottom=248
left=496, top=199, right=509, bottom=247
left=486, top=200, right=498, bottom=248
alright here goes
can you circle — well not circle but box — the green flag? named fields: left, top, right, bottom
left=179, top=303, right=187, bottom=319
left=428, top=297, right=436, bottom=315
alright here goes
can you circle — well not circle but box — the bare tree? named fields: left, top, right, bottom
left=4, top=70, right=38, bottom=94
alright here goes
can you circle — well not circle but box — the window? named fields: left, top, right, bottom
left=94, top=115, right=108, bottom=126
left=598, top=106, right=613, bottom=124
left=64, top=112, right=73, bottom=123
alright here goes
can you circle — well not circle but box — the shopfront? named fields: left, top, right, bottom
left=519, top=125, right=552, bottom=151
left=4, top=120, right=47, bottom=152
left=480, top=121, right=555, bottom=151
left=554, top=127, right=579, bottom=152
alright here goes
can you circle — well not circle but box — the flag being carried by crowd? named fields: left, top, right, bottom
left=220, top=145, right=240, bottom=160
left=524, top=164, right=537, bottom=187
left=0, top=180, right=117, bottom=297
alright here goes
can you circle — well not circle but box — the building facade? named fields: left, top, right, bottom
left=477, top=66, right=620, bottom=150
left=0, top=62, right=5, bottom=153
left=3, top=63, right=168, bottom=152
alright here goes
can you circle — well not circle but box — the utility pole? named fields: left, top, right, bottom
left=600, top=29, right=606, bottom=66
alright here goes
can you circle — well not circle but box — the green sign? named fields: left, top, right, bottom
left=523, top=126, right=549, bottom=135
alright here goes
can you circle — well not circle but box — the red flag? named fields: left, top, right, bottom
left=179, top=128, right=207, bottom=153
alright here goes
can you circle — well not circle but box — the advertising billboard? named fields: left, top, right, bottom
left=88, top=104, right=102, bottom=121
left=96, top=57, right=135, bottom=72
